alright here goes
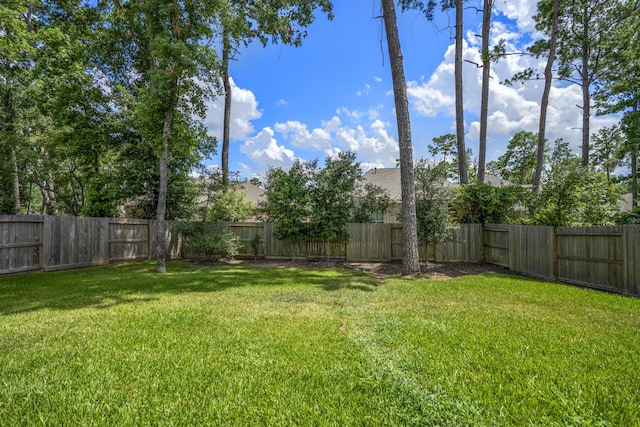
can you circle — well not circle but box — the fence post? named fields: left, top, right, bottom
left=553, top=229, right=559, bottom=282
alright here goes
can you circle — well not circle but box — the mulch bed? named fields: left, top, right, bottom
left=208, top=258, right=509, bottom=280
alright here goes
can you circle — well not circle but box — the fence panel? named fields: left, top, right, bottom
left=391, top=225, right=403, bottom=260
left=0, top=216, right=43, bottom=274
left=483, top=224, right=510, bottom=267
left=222, top=222, right=265, bottom=257
left=508, top=225, right=554, bottom=281
left=262, top=222, right=307, bottom=259
left=433, top=224, right=482, bottom=262
left=109, top=220, right=150, bottom=262
left=44, top=216, right=109, bottom=271
left=148, top=220, right=181, bottom=260
left=347, top=223, right=392, bottom=261
left=625, top=226, right=640, bottom=296
left=555, top=226, right=625, bottom=292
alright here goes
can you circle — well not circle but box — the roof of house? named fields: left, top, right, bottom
left=620, top=193, right=635, bottom=212
left=239, top=182, right=266, bottom=206
left=360, top=168, right=404, bottom=201
left=360, top=168, right=512, bottom=202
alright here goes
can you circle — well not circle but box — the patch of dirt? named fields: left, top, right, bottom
left=216, top=258, right=509, bottom=280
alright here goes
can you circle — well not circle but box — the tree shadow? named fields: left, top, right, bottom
left=0, top=261, right=381, bottom=316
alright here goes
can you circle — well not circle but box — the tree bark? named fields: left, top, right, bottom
left=580, top=3, right=592, bottom=167
left=477, top=0, right=493, bottom=184
left=533, top=0, right=559, bottom=194
left=455, top=0, right=468, bottom=184
left=9, top=137, right=21, bottom=215
left=381, top=0, right=420, bottom=275
left=632, top=103, right=639, bottom=207
left=157, top=91, right=177, bottom=273
left=222, top=29, right=231, bottom=186
left=632, top=151, right=638, bottom=207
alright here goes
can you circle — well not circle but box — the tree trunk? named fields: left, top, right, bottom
left=581, top=11, right=591, bottom=167
left=455, top=0, right=468, bottom=184
left=157, top=91, right=177, bottom=273
left=222, top=30, right=231, bottom=186
left=632, top=151, right=638, bottom=207
left=10, top=140, right=21, bottom=215
left=381, top=0, right=420, bottom=275
left=477, top=0, right=493, bottom=184
left=632, top=103, right=639, bottom=207
left=533, top=0, right=559, bottom=194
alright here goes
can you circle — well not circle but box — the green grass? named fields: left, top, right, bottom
left=1, top=261, right=639, bottom=426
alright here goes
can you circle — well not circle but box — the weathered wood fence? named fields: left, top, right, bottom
left=0, top=215, right=180, bottom=274
left=2, top=215, right=639, bottom=297
left=482, top=224, right=640, bottom=297
left=218, top=222, right=482, bottom=263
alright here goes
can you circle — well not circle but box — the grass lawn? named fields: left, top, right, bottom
left=1, top=261, right=639, bottom=426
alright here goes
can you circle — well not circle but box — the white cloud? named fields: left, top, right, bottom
left=406, top=18, right=616, bottom=160
left=241, top=109, right=400, bottom=172
left=274, top=120, right=332, bottom=150
left=494, top=0, right=539, bottom=33
left=276, top=99, right=288, bottom=106
left=240, top=127, right=295, bottom=169
left=356, top=83, right=371, bottom=96
left=334, top=119, right=399, bottom=165
left=204, top=77, right=262, bottom=141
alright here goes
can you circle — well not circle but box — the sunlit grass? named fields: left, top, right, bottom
left=1, top=261, right=639, bottom=425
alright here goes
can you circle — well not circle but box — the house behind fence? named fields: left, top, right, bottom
left=1, top=215, right=639, bottom=297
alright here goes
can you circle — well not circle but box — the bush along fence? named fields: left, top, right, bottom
left=1, top=215, right=639, bottom=297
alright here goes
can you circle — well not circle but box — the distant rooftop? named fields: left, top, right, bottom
left=360, top=167, right=512, bottom=202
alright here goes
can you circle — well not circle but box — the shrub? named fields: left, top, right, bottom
left=176, top=222, right=241, bottom=260
left=450, top=184, right=526, bottom=224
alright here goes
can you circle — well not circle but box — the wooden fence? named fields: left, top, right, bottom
left=2, top=215, right=639, bottom=297
left=483, top=224, right=640, bottom=297
left=217, top=222, right=481, bottom=263
left=0, top=215, right=180, bottom=274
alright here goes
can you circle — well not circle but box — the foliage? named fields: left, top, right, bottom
left=614, top=206, right=640, bottom=225
left=351, top=183, right=391, bottom=223
left=250, top=232, right=262, bottom=256
left=532, top=160, right=622, bottom=227
left=264, top=159, right=315, bottom=242
left=413, top=159, right=456, bottom=244
left=1, top=262, right=639, bottom=425
left=208, top=186, right=255, bottom=223
left=487, top=131, right=540, bottom=185
left=591, top=125, right=626, bottom=182
left=174, top=222, right=241, bottom=260
left=450, top=184, right=527, bottom=224
left=427, top=133, right=457, bottom=180
left=309, top=152, right=361, bottom=240
left=264, top=152, right=361, bottom=242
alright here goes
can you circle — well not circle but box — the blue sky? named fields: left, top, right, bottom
left=202, top=0, right=619, bottom=179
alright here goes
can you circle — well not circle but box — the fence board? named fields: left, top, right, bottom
left=508, top=225, right=554, bottom=281
left=555, top=226, right=625, bottom=293
left=0, top=215, right=43, bottom=274
left=221, top=222, right=265, bottom=257
left=391, top=225, right=403, bottom=260
left=347, top=223, right=392, bottom=261
left=109, top=220, right=149, bottom=262
left=483, top=224, right=510, bottom=267
left=433, top=224, right=483, bottom=262
left=44, top=216, right=109, bottom=271
left=625, top=226, right=640, bottom=296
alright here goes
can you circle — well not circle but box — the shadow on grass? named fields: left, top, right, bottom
left=0, top=261, right=380, bottom=316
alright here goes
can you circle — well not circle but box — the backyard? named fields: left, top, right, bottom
left=1, top=261, right=639, bottom=426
